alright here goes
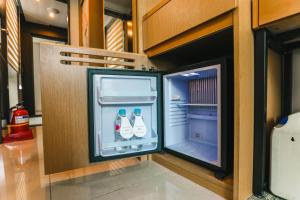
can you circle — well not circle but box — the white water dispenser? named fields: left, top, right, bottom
left=270, top=112, right=300, bottom=200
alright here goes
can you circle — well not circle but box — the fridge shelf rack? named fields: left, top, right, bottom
left=187, top=114, right=217, bottom=120
left=176, top=103, right=218, bottom=107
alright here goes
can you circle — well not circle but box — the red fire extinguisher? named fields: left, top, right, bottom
left=3, top=102, right=33, bottom=143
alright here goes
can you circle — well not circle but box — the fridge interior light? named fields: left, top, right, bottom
left=181, top=72, right=199, bottom=77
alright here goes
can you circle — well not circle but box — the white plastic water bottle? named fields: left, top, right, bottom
left=130, top=108, right=147, bottom=150
left=115, top=109, right=133, bottom=152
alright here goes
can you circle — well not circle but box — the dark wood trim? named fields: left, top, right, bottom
left=277, top=27, right=300, bottom=42
left=56, top=0, right=68, bottom=4
left=21, top=19, right=35, bottom=115
left=284, top=41, right=300, bottom=52
left=253, top=29, right=268, bottom=196
left=25, top=22, right=68, bottom=42
left=0, top=0, right=10, bottom=121
left=67, top=0, right=70, bottom=44
left=281, top=53, right=292, bottom=116
left=104, top=8, right=132, bottom=20
left=268, top=35, right=284, bottom=54
left=123, top=20, right=133, bottom=53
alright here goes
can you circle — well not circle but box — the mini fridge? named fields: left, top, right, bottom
left=88, top=58, right=233, bottom=176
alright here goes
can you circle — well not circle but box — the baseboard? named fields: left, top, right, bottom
left=1, top=119, right=7, bottom=128
left=1, top=117, right=42, bottom=128
left=29, top=116, right=43, bottom=126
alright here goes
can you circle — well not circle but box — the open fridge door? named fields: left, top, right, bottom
left=88, top=69, right=162, bottom=162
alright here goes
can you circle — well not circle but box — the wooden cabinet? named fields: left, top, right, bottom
left=253, top=0, right=300, bottom=32
left=259, top=0, right=300, bottom=25
left=142, top=0, right=236, bottom=53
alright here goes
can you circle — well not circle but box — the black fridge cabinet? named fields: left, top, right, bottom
left=88, top=58, right=233, bottom=177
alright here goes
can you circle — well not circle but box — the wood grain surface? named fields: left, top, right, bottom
left=144, top=13, right=233, bottom=57
left=142, top=0, right=236, bottom=50
left=40, top=43, right=149, bottom=174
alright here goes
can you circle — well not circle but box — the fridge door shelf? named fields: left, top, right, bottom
left=98, top=129, right=158, bottom=157
left=98, top=90, right=157, bottom=105
left=101, top=136, right=158, bottom=149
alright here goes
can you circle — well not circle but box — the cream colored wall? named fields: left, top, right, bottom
left=292, top=48, right=300, bottom=113
left=33, top=42, right=41, bottom=115
left=8, top=66, right=18, bottom=108
left=32, top=38, right=65, bottom=115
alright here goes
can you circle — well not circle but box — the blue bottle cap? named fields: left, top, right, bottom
left=279, top=116, right=288, bottom=125
left=118, top=109, right=126, bottom=116
left=134, top=108, right=141, bottom=116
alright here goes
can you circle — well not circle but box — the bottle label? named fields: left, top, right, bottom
left=132, top=116, right=147, bottom=137
left=119, top=116, right=133, bottom=139
left=15, top=115, right=29, bottom=124
left=115, top=124, right=121, bottom=131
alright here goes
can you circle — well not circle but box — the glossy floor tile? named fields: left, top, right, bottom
left=0, top=126, right=50, bottom=200
left=50, top=161, right=224, bottom=200
left=0, top=126, right=224, bottom=200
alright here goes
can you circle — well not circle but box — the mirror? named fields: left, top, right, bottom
left=104, top=0, right=133, bottom=53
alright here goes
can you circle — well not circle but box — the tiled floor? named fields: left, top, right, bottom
left=50, top=161, right=224, bottom=200
left=0, top=126, right=224, bottom=200
left=248, top=192, right=283, bottom=200
left=0, top=126, right=49, bottom=200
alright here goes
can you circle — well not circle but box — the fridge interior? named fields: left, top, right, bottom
left=164, top=65, right=221, bottom=167
left=92, top=74, right=158, bottom=157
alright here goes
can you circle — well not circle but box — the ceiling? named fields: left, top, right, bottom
left=104, top=0, right=132, bottom=28
left=105, top=0, right=132, bottom=15
left=19, top=0, right=131, bottom=29
left=19, top=0, right=68, bottom=28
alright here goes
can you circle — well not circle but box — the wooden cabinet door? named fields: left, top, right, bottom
left=142, top=0, right=236, bottom=51
left=259, top=0, right=300, bottom=25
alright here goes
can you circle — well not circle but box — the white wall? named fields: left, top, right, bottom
left=8, top=66, right=18, bottom=108
left=292, top=48, right=300, bottom=113
left=32, top=37, right=65, bottom=115
left=33, top=42, right=41, bottom=115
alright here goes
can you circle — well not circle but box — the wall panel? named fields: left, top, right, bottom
left=292, top=49, right=300, bottom=113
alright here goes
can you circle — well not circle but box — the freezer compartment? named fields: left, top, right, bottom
left=92, top=73, right=158, bottom=158
left=164, top=65, right=221, bottom=167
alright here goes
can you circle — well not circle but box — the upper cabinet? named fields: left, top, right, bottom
left=259, top=0, right=300, bottom=25
left=142, top=0, right=236, bottom=56
left=253, top=0, right=300, bottom=32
